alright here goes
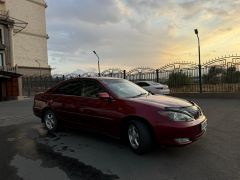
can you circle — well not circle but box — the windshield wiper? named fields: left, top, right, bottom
left=130, top=92, right=148, bottom=98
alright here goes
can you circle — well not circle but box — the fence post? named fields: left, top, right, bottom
left=156, top=69, right=159, bottom=82
left=123, top=70, right=126, bottom=79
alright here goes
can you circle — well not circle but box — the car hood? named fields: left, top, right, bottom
left=129, top=94, right=192, bottom=108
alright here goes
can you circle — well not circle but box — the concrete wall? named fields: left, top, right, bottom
left=0, top=1, right=6, bottom=11
left=170, top=93, right=240, bottom=99
left=17, top=66, right=51, bottom=76
left=6, top=0, right=47, bottom=35
left=4, top=0, right=50, bottom=75
left=13, top=33, right=49, bottom=67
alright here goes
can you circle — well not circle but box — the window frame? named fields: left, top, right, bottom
left=51, top=80, right=83, bottom=96
left=0, top=26, right=4, bottom=44
left=51, top=79, right=108, bottom=99
left=81, top=79, right=108, bottom=99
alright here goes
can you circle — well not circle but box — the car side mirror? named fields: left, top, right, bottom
left=98, top=92, right=111, bottom=100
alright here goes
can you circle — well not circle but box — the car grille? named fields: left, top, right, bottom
left=182, top=106, right=202, bottom=119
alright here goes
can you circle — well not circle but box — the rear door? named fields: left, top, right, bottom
left=50, top=80, right=84, bottom=125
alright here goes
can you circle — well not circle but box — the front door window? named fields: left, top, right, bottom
left=83, top=80, right=105, bottom=98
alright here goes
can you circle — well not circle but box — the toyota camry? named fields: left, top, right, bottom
left=33, top=77, right=207, bottom=154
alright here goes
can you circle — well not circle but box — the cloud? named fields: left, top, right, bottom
left=46, top=0, right=240, bottom=74
left=47, top=0, right=127, bottom=25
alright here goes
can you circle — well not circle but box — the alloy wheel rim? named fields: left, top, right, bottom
left=128, top=124, right=140, bottom=149
left=45, top=112, right=55, bottom=130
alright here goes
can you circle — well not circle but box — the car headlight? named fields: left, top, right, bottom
left=189, top=101, right=203, bottom=115
left=158, top=111, right=194, bottom=122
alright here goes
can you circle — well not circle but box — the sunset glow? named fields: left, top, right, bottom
left=46, top=0, right=240, bottom=74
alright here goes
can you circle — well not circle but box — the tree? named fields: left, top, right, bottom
left=225, top=66, right=240, bottom=83
left=202, top=66, right=226, bottom=84
left=168, top=71, right=193, bottom=87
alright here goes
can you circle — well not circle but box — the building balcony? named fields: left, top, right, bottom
left=0, top=10, right=27, bottom=34
left=0, top=65, right=17, bottom=74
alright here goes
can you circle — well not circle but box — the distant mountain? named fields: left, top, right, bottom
left=52, top=68, right=86, bottom=77
left=52, top=68, right=98, bottom=77
left=71, top=69, right=86, bottom=75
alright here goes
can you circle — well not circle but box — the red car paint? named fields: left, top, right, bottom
left=33, top=77, right=207, bottom=146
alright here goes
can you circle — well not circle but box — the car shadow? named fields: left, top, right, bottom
left=37, top=125, right=204, bottom=158
left=34, top=124, right=209, bottom=179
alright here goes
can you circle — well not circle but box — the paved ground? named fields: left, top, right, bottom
left=0, top=98, right=240, bottom=180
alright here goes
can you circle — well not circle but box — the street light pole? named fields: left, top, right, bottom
left=35, top=59, right=41, bottom=76
left=194, top=29, right=202, bottom=93
left=93, top=50, right=101, bottom=77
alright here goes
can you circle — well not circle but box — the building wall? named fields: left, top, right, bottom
left=0, top=1, right=6, bottom=11
left=17, top=66, right=51, bottom=76
left=4, top=0, right=50, bottom=75
left=13, top=33, right=49, bottom=67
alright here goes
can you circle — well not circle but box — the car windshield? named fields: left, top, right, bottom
left=101, top=79, right=149, bottom=98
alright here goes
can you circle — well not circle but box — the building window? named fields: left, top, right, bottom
left=0, top=53, right=3, bottom=66
left=0, top=28, right=4, bottom=44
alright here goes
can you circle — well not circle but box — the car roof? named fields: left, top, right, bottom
left=89, top=77, right=122, bottom=80
left=85, top=77, right=122, bottom=80
left=136, top=81, right=157, bottom=83
left=64, top=77, right=123, bottom=82
left=47, top=76, right=124, bottom=92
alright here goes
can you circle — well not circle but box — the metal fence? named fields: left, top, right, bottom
left=22, top=65, right=240, bottom=95
left=22, top=55, right=240, bottom=96
left=22, top=76, right=64, bottom=96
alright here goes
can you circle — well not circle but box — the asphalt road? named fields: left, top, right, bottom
left=0, top=98, right=240, bottom=180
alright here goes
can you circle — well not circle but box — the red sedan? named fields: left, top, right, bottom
left=33, top=77, right=207, bottom=154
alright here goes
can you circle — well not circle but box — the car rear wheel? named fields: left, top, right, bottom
left=127, top=120, right=153, bottom=154
left=43, top=110, right=58, bottom=132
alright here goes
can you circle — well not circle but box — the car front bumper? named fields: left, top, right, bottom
left=33, top=106, right=42, bottom=118
left=154, top=115, right=207, bottom=146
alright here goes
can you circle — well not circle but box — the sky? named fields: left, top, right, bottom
left=46, top=0, right=240, bottom=74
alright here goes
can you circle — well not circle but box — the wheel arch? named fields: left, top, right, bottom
left=120, top=115, right=155, bottom=141
left=41, top=107, right=53, bottom=123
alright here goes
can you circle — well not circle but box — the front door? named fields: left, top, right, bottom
left=76, top=79, right=122, bottom=135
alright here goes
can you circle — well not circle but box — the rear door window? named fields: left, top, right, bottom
left=52, top=80, right=83, bottom=96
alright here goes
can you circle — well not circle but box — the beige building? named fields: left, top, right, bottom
left=0, top=0, right=50, bottom=76
left=0, top=0, right=50, bottom=100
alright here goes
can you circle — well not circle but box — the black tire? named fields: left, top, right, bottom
left=127, top=120, right=153, bottom=154
left=43, top=110, right=59, bottom=132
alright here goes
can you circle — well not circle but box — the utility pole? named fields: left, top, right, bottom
left=93, top=51, right=101, bottom=77
left=194, top=29, right=202, bottom=93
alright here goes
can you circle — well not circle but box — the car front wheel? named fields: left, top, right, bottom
left=127, top=120, right=153, bottom=154
left=43, top=110, right=58, bottom=132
